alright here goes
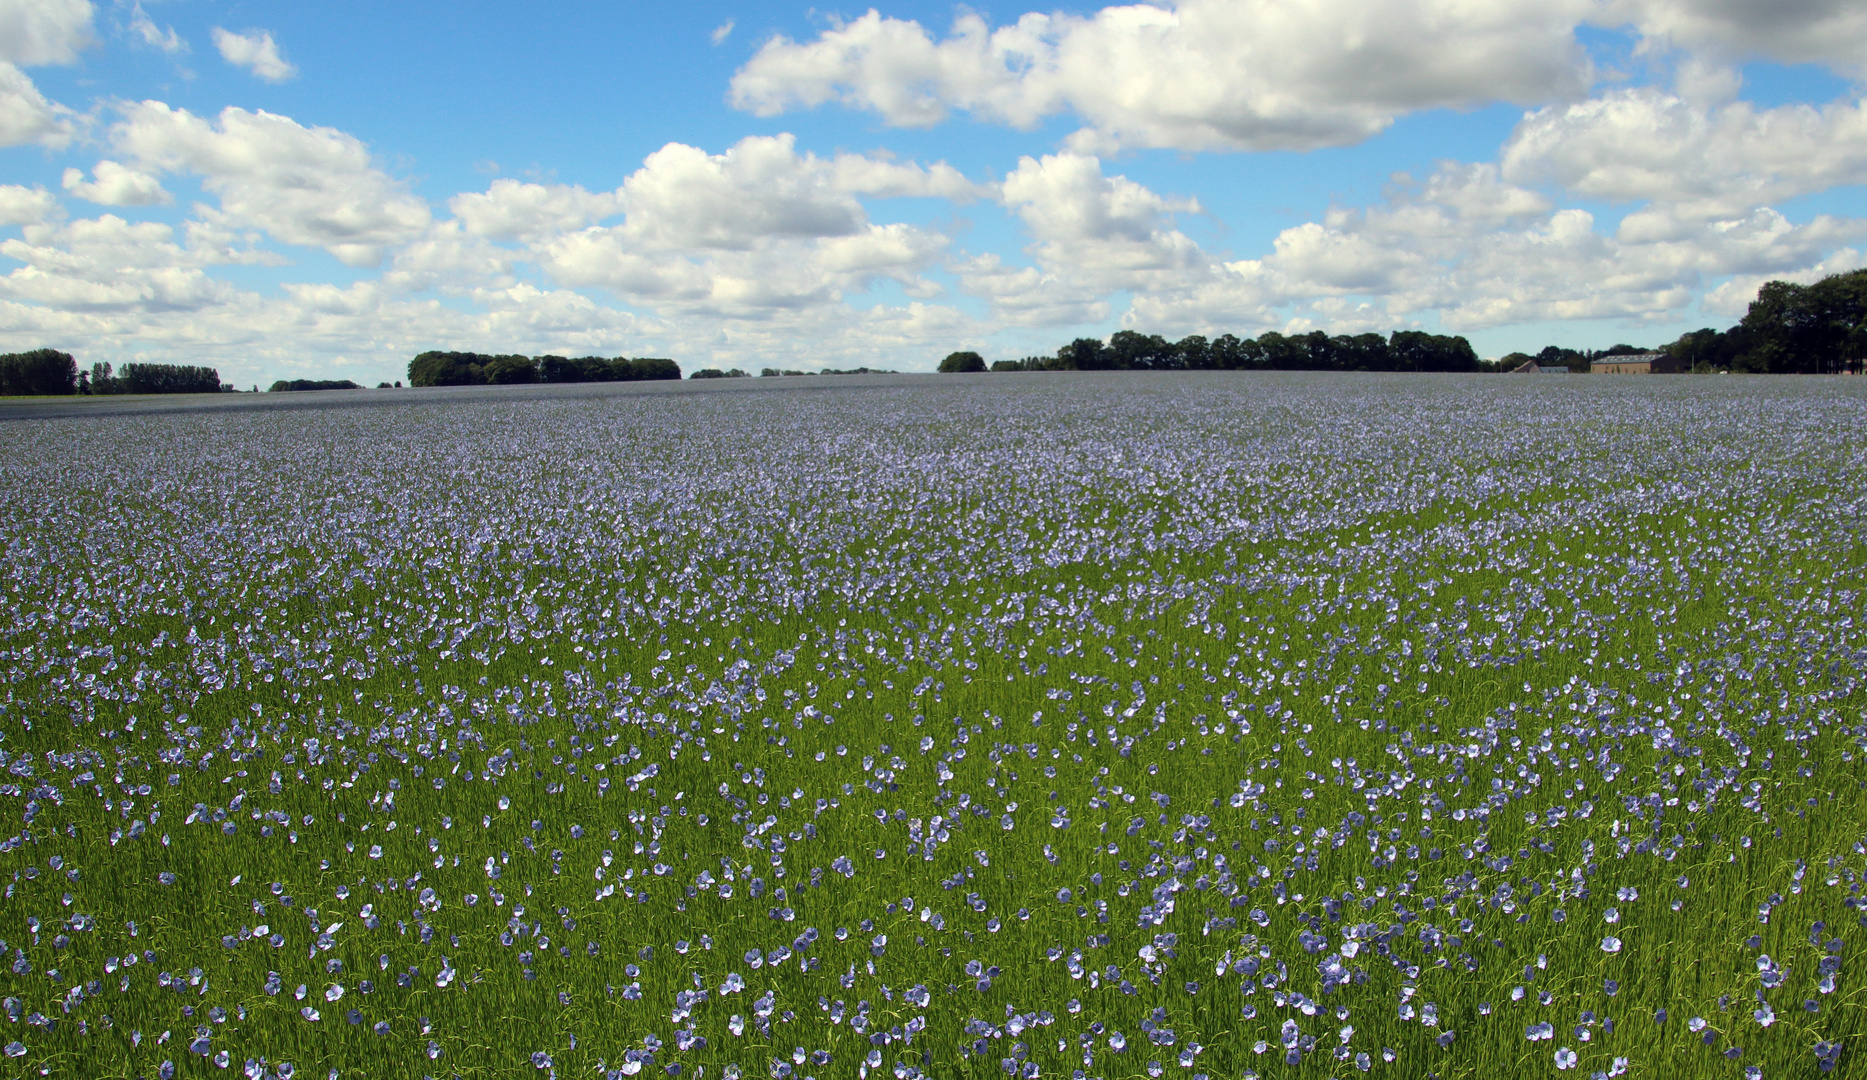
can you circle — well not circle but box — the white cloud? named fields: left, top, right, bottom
left=998, top=152, right=1204, bottom=290
left=62, top=159, right=170, bottom=205
left=953, top=253, right=1110, bottom=327
left=1610, top=0, right=1867, bottom=75
left=448, top=179, right=622, bottom=241
left=0, top=61, right=70, bottom=147
left=618, top=135, right=868, bottom=250
left=732, top=1, right=1596, bottom=152
left=1122, top=162, right=1866, bottom=335
left=533, top=135, right=956, bottom=314
left=127, top=2, right=184, bottom=54
left=0, top=0, right=92, bottom=65
left=1503, top=88, right=1867, bottom=219
left=0, top=214, right=239, bottom=313
left=730, top=1, right=1867, bottom=153
left=0, top=230, right=654, bottom=385
left=829, top=155, right=988, bottom=202
left=212, top=27, right=295, bottom=82
left=383, top=220, right=515, bottom=294
left=1701, top=247, right=1867, bottom=314
left=711, top=19, right=734, bottom=46
left=0, top=1, right=90, bottom=149
left=112, top=102, right=431, bottom=265
left=0, top=184, right=59, bottom=226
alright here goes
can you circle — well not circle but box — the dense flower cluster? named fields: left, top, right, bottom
left=0, top=373, right=1861, bottom=1079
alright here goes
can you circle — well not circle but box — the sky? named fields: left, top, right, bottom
left=1, top=0, right=1864, bottom=384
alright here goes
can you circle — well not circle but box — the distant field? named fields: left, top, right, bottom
left=0, top=372, right=1862, bottom=1080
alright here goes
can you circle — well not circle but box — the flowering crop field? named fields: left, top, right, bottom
left=1, top=373, right=1864, bottom=1080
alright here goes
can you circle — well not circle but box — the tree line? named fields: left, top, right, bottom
left=1659, top=268, right=1865, bottom=374
left=940, top=328, right=1483, bottom=374
left=1495, top=270, right=1867, bottom=374
left=941, top=269, right=1867, bottom=376
left=0, top=352, right=230, bottom=396
left=407, top=352, right=681, bottom=386
left=269, top=379, right=363, bottom=392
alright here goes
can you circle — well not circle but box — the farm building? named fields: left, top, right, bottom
left=1591, top=352, right=1681, bottom=374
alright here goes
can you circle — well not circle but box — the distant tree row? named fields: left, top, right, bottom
left=269, top=379, right=362, bottom=392
left=1, top=352, right=234, bottom=396
left=949, top=329, right=1482, bottom=374
left=1501, top=269, right=1867, bottom=374
left=760, top=366, right=897, bottom=377
left=88, top=362, right=228, bottom=395
left=407, top=352, right=682, bottom=387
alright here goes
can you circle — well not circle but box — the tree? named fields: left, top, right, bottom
left=270, top=379, right=362, bottom=392
left=1256, top=332, right=1301, bottom=370
left=409, top=351, right=486, bottom=386
left=117, top=363, right=222, bottom=394
left=1209, top=334, right=1250, bottom=370
left=481, top=355, right=537, bottom=384
left=1056, top=338, right=1111, bottom=370
left=536, top=355, right=577, bottom=383
left=1108, top=331, right=1172, bottom=369
left=0, top=349, right=77, bottom=395
left=1663, top=328, right=1744, bottom=372
left=626, top=357, right=682, bottom=380
left=1174, top=335, right=1211, bottom=369
left=1730, top=272, right=1867, bottom=374
left=1333, top=333, right=1391, bottom=371
left=939, top=351, right=986, bottom=373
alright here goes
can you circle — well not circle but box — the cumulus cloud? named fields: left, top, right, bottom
left=0, top=214, right=240, bottom=313
left=0, top=0, right=93, bottom=65
left=829, top=155, right=990, bottom=202
left=449, top=179, right=622, bottom=241
left=996, top=152, right=1205, bottom=294
left=732, top=1, right=1595, bottom=152
left=1123, top=161, right=1865, bottom=334
left=212, top=27, right=295, bottom=82
left=0, top=184, right=59, bottom=226
left=127, top=2, right=184, bottom=54
left=0, top=230, right=650, bottom=386
left=731, top=1, right=1867, bottom=152
left=0, top=0, right=91, bottom=149
left=952, top=253, right=1111, bottom=327
left=617, top=135, right=869, bottom=250
left=1701, top=247, right=1867, bottom=314
left=111, top=102, right=431, bottom=265
left=0, top=120, right=982, bottom=376
left=62, top=159, right=170, bottom=206
left=383, top=221, right=516, bottom=294
left=1503, top=88, right=1867, bottom=219
left=532, top=135, right=960, bottom=313
left=1611, top=0, right=1867, bottom=75
left=0, top=62, right=71, bottom=147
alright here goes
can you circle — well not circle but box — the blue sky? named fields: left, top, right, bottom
left=1, top=0, right=1864, bottom=382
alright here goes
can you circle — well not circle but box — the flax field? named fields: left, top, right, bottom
left=1, top=372, right=1863, bottom=1080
